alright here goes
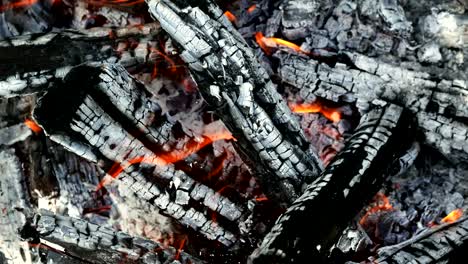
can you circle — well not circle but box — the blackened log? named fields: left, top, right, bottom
left=249, top=103, right=415, bottom=263
left=20, top=209, right=205, bottom=264
left=0, top=148, right=38, bottom=263
left=34, top=63, right=245, bottom=247
left=146, top=0, right=323, bottom=204
left=278, top=52, right=468, bottom=163
left=372, top=211, right=468, bottom=264
left=0, top=23, right=160, bottom=98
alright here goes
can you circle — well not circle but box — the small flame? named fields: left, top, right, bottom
left=24, top=119, right=42, bottom=134
left=247, top=4, right=256, bottom=13
left=96, top=131, right=234, bottom=190
left=224, top=11, right=237, bottom=22
left=289, top=102, right=341, bottom=122
left=359, top=193, right=393, bottom=226
left=441, top=209, right=463, bottom=224
left=0, top=0, right=38, bottom=12
left=255, top=32, right=307, bottom=55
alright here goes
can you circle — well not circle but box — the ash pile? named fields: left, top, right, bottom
left=0, top=0, right=467, bottom=263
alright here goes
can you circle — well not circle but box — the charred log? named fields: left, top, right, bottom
left=249, top=103, right=415, bottom=263
left=146, top=0, right=323, bottom=204
left=20, top=209, right=205, bottom=264
left=278, top=52, right=468, bottom=163
left=33, top=63, right=249, bottom=247
left=371, top=211, right=468, bottom=264
left=0, top=23, right=160, bottom=98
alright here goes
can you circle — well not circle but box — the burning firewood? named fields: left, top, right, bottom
left=146, top=0, right=324, bottom=204
left=20, top=209, right=205, bottom=263
left=249, top=103, right=415, bottom=263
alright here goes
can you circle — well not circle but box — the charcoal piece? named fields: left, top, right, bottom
left=146, top=0, right=323, bottom=204
left=0, top=23, right=160, bottom=98
left=277, top=52, right=468, bottom=163
left=0, top=148, right=38, bottom=263
left=34, top=63, right=245, bottom=246
left=373, top=212, right=468, bottom=264
left=20, top=210, right=205, bottom=264
left=249, top=104, right=415, bottom=263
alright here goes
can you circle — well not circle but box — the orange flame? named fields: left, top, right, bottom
left=96, top=131, right=234, bottom=190
left=255, top=32, right=307, bottom=55
left=224, top=11, right=237, bottom=22
left=247, top=4, right=256, bottom=13
left=24, top=118, right=42, bottom=134
left=359, top=193, right=393, bottom=226
left=0, top=0, right=38, bottom=12
left=289, top=102, right=341, bottom=122
left=441, top=209, right=463, bottom=224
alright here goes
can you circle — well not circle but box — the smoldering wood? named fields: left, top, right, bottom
left=146, top=0, right=323, bottom=204
left=369, top=212, right=468, bottom=264
left=0, top=23, right=160, bottom=98
left=20, top=209, right=205, bottom=264
left=249, top=103, right=415, bottom=263
left=278, top=52, right=468, bottom=163
left=33, top=63, right=246, bottom=247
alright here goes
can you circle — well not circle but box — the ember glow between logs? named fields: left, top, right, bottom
left=359, top=193, right=393, bottom=226
left=0, top=0, right=38, bottom=12
left=289, top=102, right=341, bottom=122
left=24, top=118, right=42, bottom=134
left=97, top=130, right=235, bottom=190
left=224, top=11, right=237, bottom=22
left=255, top=32, right=307, bottom=55
left=441, top=209, right=463, bottom=224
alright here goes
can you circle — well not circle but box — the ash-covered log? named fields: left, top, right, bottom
left=0, top=23, right=160, bottom=97
left=33, top=63, right=248, bottom=247
left=278, top=52, right=468, bottom=163
left=146, top=0, right=323, bottom=204
left=370, top=210, right=468, bottom=264
left=20, top=209, right=205, bottom=264
left=249, top=103, right=415, bottom=263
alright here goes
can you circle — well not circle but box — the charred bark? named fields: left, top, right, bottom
left=20, top=209, right=205, bottom=264
left=372, top=212, right=468, bottom=264
left=249, top=103, right=415, bottom=263
left=33, top=63, right=248, bottom=247
left=278, top=52, right=468, bottom=163
left=0, top=23, right=160, bottom=97
left=146, top=0, right=323, bottom=204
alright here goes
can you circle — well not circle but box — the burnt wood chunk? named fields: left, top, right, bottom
left=278, top=52, right=468, bottom=163
left=20, top=210, right=205, bottom=264
left=249, top=104, right=415, bottom=263
left=373, top=213, right=468, bottom=264
left=34, top=63, right=244, bottom=247
left=0, top=23, right=160, bottom=98
left=146, top=0, right=323, bottom=204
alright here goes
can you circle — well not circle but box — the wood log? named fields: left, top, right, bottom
left=0, top=23, right=160, bottom=98
left=146, top=0, right=323, bottom=204
left=20, top=209, right=205, bottom=264
left=33, top=63, right=245, bottom=247
left=249, top=103, right=415, bottom=263
left=371, top=211, right=468, bottom=264
left=277, top=52, right=468, bottom=163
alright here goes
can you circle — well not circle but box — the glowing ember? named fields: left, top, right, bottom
left=359, top=193, right=393, bottom=226
left=84, top=0, right=144, bottom=7
left=224, top=11, right=236, bottom=22
left=96, top=131, right=235, bottom=190
left=255, top=32, right=307, bottom=55
left=174, top=236, right=187, bottom=260
left=247, top=4, right=256, bottom=13
left=289, top=102, right=341, bottom=123
left=441, top=209, right=463, bottom=224
left=255, top=196, right=268, bottom=202
left=0, top=0, right=38, bottom=12
left=24, top=118, right=42, bottom=134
